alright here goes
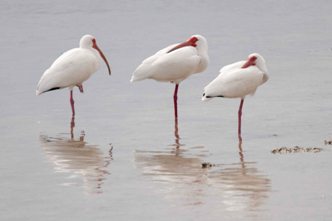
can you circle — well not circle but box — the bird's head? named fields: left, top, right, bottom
left=242, top=53, right=266, bottom=71
left=190, top=34, right=208, bottom=52
left=167, top=34, right=208, bottom=54
left=80, top=34, right=111, bottom=75
left=247, top=53, right=267, bottom=73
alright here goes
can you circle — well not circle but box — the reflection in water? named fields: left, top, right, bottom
left=173, top=117, right=181, bottom=148
left=40, top=118, right=112, bottom=194
left=135, top=140, right=271, bottom=213
left=208, top=141, right=271, bottom=212
left=70, top=116, right=75, bottom=139
left=135, top=145, right=209, bottom=205
left=171, top=115, right=183, bottom=149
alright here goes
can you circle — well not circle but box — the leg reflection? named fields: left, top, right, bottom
left=238, top=139, right=244, bottom=164
left=70, top=116, right=75, bottom=139
left=174, top=116, right=181, bottom=149
left=40, top=123, right=112, bottom=194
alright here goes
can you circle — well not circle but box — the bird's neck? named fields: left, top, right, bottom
left=257, top=61, right=268, bottom=73
left=197, top=55, right=209, bottom=73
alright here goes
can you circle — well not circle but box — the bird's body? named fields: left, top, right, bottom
left=131, top=39, right=208, bottom=83
left=36, top=34, right=111, bottom=116
left=36, top=48, right=99, bottom=94
left=203, top=54, right=268, bottom=100
left=202, top=53, right=268, bottom=141
left=131, top=34, right=209, bottom=122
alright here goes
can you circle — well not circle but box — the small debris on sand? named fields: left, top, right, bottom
left=201, top=162, right=215, bottom=168
left=324, top=140, right=332, bottom=145
left=271, top=146, right=322, bottom=154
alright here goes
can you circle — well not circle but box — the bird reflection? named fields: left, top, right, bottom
left=208, top=140, right=271, bottom=212
left=135, top=139, right=270, bottom=212
left=135, top=145, right=209, bottom=205
left=172, top=117, right=183, bottom=149
left=40, top=117, right=112, bottom=194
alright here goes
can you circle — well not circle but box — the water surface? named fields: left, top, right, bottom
left=1, top=1, right=332, bottom=220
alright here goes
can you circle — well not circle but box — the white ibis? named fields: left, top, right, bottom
left=202, top=53, right=268, bottom=141
left=131, top=34, right=209, bottom=121
left=36, top=34, right=111, bottom=116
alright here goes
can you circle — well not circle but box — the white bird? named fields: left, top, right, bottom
left=202, top=53, right=268, bottom=141
left=36, top=34, right=111, bottom=117
left=131, top=34, right=209, bottom=122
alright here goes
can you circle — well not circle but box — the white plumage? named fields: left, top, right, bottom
left=36, top=34, right=111, bottom=116
left=131, top=35, right=208, bottom=83
left=202, top=53, right=269, bottom=141
left=131, top=34, right=209, bottom=122
left=202, top=53, right=268, bottom=100
left=37, top=34, right=110, bottom=95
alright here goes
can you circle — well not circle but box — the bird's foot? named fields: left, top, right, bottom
left=77, top=84, right=84, bottom=93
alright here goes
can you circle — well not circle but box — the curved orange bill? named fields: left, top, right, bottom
left=93, top=43, right=111, bottom=75
left=241, top=56, right=257, bottom=69
left=167, top=36, right=198, bottom=53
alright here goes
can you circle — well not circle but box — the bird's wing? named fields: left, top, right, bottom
left=219, top=60, right=245, bottom=74
left=131, top=45, right=200, bottom=83
left=204, top=66, right=265, bottom=98
left=137, top=43, right=178, bottom=66
left=37, top=49, right=97, bottom=94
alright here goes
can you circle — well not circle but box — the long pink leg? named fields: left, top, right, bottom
left=238, top=98, right=244, bottom=142
left=173, top=84, right=179, bottom=121
left=70, top=90, right=75, bottom=117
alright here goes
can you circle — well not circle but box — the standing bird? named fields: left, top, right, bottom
left=36, top=34, right=111, bottom=117
left=202, top=53, right=268, bottom=141
left=131, top=34, right=209, bottom=122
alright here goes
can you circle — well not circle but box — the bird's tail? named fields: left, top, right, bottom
left=36, top=90, right=42, bottom=96
left=202, top=92, right=224, bottom=101
left=202, top=96, right=212, bottom=102
left=202, top=93, right=212, bottom=102
left=130, top=75, right=145, bottom=83
left=130, top=75, right=136, bottom=82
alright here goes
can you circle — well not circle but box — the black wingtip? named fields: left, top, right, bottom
left=45, top=87, right=61, bottom=93
left=206, top=95, right=224, bottom=98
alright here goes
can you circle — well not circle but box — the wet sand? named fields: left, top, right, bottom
left=1, top=1, right=332, bottom=220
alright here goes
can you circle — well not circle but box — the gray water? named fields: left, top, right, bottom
left=1, top=1, right=332, bottom=220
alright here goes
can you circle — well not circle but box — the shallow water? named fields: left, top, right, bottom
left=1, top=0, right=332, bottom=220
